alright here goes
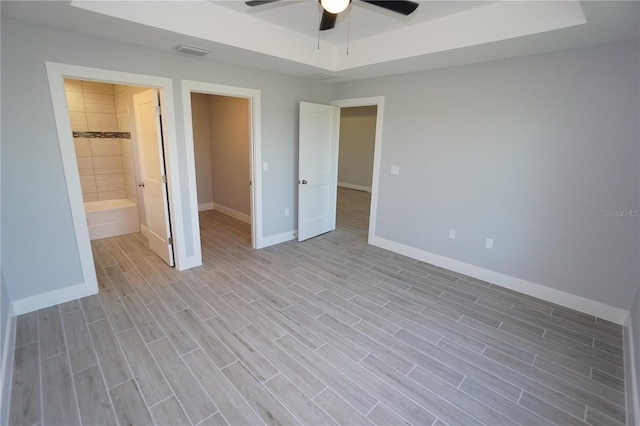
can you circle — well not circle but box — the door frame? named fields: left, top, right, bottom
left=46, top=62, right=196, bottom=300
left=331, top=96, right=384, bottom=245
left=180, top=80, right=263, bottom=249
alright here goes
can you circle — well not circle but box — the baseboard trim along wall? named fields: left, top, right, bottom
left=198, top=202, right=214, bottom=211
left=200, top=203, right=251, bottom=224
left=624, top=314, right=640, bottom=426
left=338, top=182, right=372, bottom=193
left=1, top=306, right=16, bottom=426
left=372, top=236, right=629, bottom=324
left=11, top=282, right=94, bottom=316
left=258, top=230, right=296, bottom=249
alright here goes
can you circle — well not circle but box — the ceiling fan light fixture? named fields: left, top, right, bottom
left=320, top=0, right=349, bottom=14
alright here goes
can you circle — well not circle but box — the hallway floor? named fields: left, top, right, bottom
left=8, top=188, right=627, bottom=425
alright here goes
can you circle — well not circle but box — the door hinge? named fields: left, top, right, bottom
left=249, top=180, right=252, bottom=186
left=161, top=174, right=167, bottom=183
left=155, top=106, right=161, bottom=116
left=168, top=237, right=173, bottom=245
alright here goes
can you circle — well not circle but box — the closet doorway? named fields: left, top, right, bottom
left=191, top=93, right=251, bottom=242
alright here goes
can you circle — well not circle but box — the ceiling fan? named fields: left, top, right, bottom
left=245, top=0, right=420, bottom=31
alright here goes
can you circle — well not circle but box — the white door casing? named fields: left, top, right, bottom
left=297, top=101, right=340, bottom=242
left=133, top=89, right=175, bottom=266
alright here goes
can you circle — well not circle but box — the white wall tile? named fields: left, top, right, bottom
left=97, top=190, right=126, bottom=200
left=84, top=102, right=116, bottom=115
left=80, top=175, right=97, bottom=194
left=81, top=81, right=114, bottom=95
left=90, top=139, right=121, bottom=156
left=95, top=174, right=125, bottom=192
left=83, top=93, right=116, bottom=106
left=86, top=113, right=119, bottom=131
left=126, top=191, right=138, bottom=203
left=74, top=138, right=92, bottom=157
left=124, top=175, right=137, bottom=194
left=93, top=156, right=124, bottom=175
left=120, top=139, right=133, bottom=158
left=64, top=79, right=83, bottom=93
left=82, top=193, right=98, bottom=203
left=71, top=120, right=88, bottom=131
left=76, top=157, right=94, bottom=176
left=66, top=92, right=85, bottom=112
left=68, top=111, right=86, bottom=122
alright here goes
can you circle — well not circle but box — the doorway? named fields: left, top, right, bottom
left=63, top=78, right=174, bottom=267
left=336, top=105, right=378, bottom=240
left=296, top=98, right=384, bottom=245
left=47, top=62, right=199, bottom=304
left=190, top=93, right=252, bottom=244
left=332, top=97, right=385, bottom=245
left=181, top=80, right=263, bottom=249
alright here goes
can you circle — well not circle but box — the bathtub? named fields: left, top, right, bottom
left=85, top=198, right=140, bottom=240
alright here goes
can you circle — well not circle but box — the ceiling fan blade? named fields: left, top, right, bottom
left=245, top=0, right=281, bottom=6
left=319, top=9, right=338, bottom=31
left=360, top=0, right=419, bottom=15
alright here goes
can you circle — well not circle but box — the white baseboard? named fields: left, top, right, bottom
left=198, top=202, right=214, bottom=211
left=140, top=224, right=151, bottom=240
left=338, top=182, right=372, bottom=193
left=257, top=230, right=296, bottom=249
left=372, top=236, right=628, bottom=324
left=213, top=203, right=251, bottom=224
left=11, top=282, right=96, bottom=316
left=624, top=313, right=640, bottom=426
left=1, top=305, right=16, bottom=426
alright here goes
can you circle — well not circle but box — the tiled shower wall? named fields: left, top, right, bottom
left=65, top=79, right=137, bottom=203
left=115, top=84, right=138, bottom=203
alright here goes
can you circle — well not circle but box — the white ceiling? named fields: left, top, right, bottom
left=214, top=1, right=497, bottom=45
left=2, top=1, right=638, bottom=82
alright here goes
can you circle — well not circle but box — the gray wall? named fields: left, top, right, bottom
left=338, top=106, right=377, bottom=189
left=209, top=95, right=251, bottom=216
left=191, top=93, right=214, bottom=207
left=1, top=16, right=330, bottom=301
left=333, top=41, right=640, bottom=310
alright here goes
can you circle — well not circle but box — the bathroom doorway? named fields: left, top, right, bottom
left=63, top=78, right=174, bottom=267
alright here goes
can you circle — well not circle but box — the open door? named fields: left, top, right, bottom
left=133, top=89, right=175, bottom=266
left=298, top=101, right=340, bottom=241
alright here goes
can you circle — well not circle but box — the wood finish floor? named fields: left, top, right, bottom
left=9, top=188, right=627, bottom=426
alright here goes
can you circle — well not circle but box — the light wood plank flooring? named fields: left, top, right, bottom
left=9, top=188, right=627, bottom=425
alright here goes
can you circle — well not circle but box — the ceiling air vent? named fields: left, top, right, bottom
left=310, top=73, right=337, bottom=81
left=175, top=44, right=212, bottom=56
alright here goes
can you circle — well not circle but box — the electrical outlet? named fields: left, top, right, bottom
left=448, top=229, right=456, bottom=240
left=263, top=162, right=269, bottom=172
left=284, top=208, right=290, bottom=216
left=486, top=238, right=494, bottom=249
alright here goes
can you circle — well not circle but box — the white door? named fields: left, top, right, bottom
left=133, top=89, right=174, bottom=266
left=298, top=101, right=340, bottom=241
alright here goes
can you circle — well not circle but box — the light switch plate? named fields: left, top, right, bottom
left=486, top=238, right=494, bottom=249
left=263, top=162, right=269, bottom=172
left=390, top=165, right=400, bottom=175
left=448, top=229, right=456, bottom=240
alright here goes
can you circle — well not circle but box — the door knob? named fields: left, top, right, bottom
left=138, top=182, right=145, bottom=188
left=301, top=180, right=308, bottom=185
